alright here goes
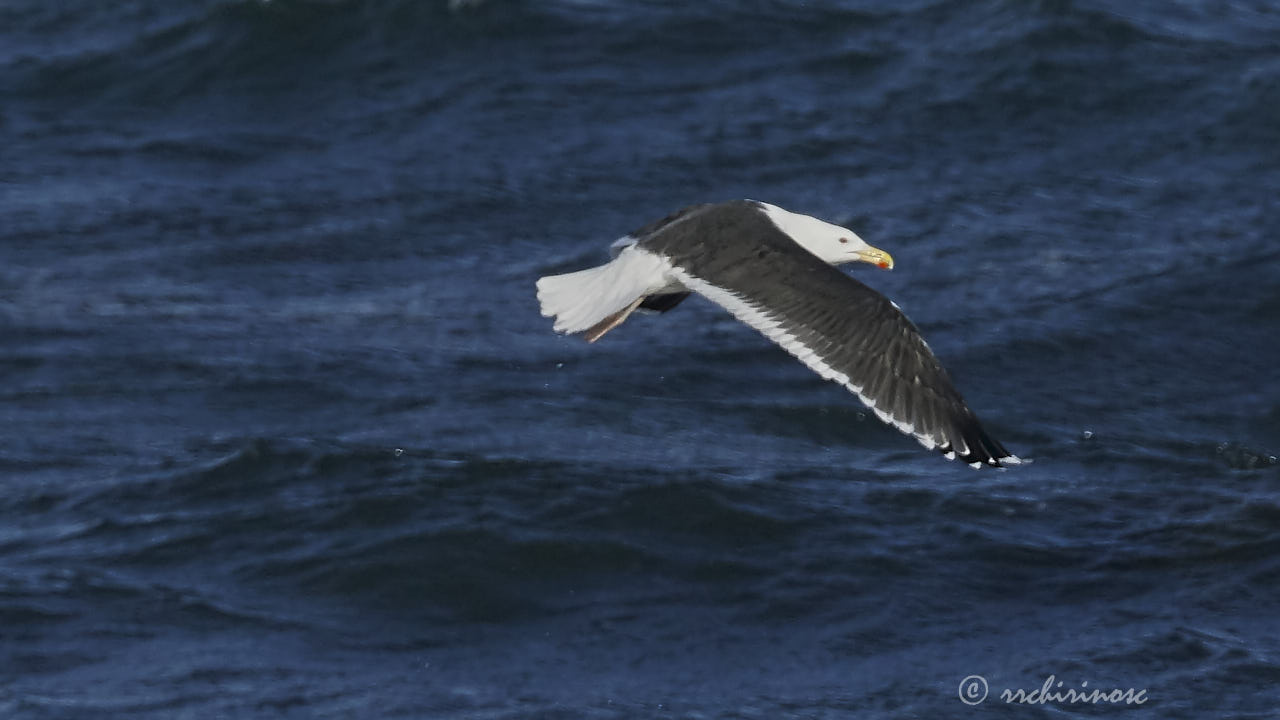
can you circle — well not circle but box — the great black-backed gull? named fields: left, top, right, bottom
left=536, top=200, right=1021, bottom=468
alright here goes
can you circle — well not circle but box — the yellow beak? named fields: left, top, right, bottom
left=855, top=245, right=894, bottom=270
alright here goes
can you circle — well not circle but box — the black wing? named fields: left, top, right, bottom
left=643, top=203, right=1017, bottom=467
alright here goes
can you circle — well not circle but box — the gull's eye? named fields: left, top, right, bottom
left=839, top=237, right=850, bottom=244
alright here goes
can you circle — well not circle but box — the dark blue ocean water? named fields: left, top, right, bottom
left=3, top=0, right=1279, bottom=717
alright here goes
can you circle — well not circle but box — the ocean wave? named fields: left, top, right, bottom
left=6, top=0, right=442, bottom=107
left=10, top=0, right=1269, bottom=112
left=62, top=436, right=1264, bottom=610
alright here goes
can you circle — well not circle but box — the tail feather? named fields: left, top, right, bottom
left=536, top=247, right=670, bottom=336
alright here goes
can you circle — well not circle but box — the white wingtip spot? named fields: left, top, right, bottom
left=968, top=461, right=982, bottom=470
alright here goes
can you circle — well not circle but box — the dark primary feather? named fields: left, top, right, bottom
left=637, top=201, right=1012, bottom=467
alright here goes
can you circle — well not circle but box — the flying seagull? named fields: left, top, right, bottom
left=536, top=200, right=1020, bottom=468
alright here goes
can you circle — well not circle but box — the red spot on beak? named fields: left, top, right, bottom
left=877, top=261, right=890, bottom=269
